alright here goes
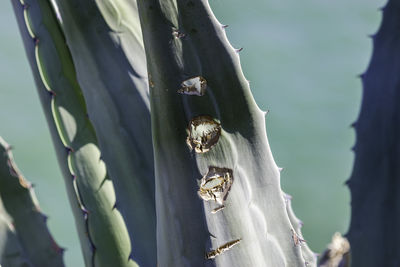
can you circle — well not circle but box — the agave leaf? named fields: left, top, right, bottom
left=0, top=136, right=64, bottom=267
left=136, top=1, right=316, bottom=266
left=347, top=0, right=400, bottom=265
left=51, top=1, right=156, bottom=265
left=11, top=0, right=136, bottom=266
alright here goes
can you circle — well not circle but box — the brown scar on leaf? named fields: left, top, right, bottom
left=291, top=229, right=306, bottom=246
left=177, top=76, right=207, bottom=96
left=198, top=167, right=233, bottom=205
left=211, top=205, right=225, bottom=214
left=206, top=239, right=242, bottom=259
left=148, top=73, right=155, bottom=88
left=186, top=116, right=221, bottom=153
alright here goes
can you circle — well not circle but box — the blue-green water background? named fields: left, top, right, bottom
left=0, top=0, right=386, bottom=266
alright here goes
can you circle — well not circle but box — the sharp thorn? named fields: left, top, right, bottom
left=284, top=193, right=292, bottom=203
left=81, top=206, right=89, bottom=215
left=42, top=213, right=49, bottom=222
left=128, top=252, right=134, bottom=261
left=209, top=231, right=217, bottom=239
left=59, top=247, right=66, bottom=255
left=48, top=90, right=56, bottom=97
left=357, top=73, right=365, bottom=79
left=89, top=242, right=96, bottom=252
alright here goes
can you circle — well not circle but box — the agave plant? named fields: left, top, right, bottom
left=0, top=0, right=396, bottom=266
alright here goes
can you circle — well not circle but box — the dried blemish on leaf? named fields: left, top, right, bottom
left=319, top=232, right=350, bottom=267
left=211, top=205, right=225, bottom=214
left=148, top=73, right=155, bottom=88
left=172, top=28, right=186, bottom=39
left=291, top=229, right=305, bottom=246
left=206, top=239, right=241, bottom=259
left=186, top=116, right=221, bottom=153
left=178, top=76, right=207, bottom=96
left=198, top=167, right=233, bottom=205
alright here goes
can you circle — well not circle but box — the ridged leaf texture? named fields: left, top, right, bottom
left=11, top=0, right=136, bottom=266
left=51, top=1, right=156, bottom=265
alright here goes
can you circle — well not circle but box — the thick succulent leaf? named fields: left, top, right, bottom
left=0, top=136, right=64, bottom=267
left=51, top=1, right=156, bottom=265
left=136, top=1, right=316, bottom=266
left=347, top=0, right=400, bottom=266
left=0, top=200, right=33, bottom=267
left=11, top=1, right=136, bottom=266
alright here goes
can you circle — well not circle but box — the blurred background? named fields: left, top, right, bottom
left=0, top=0, right=386, bottom=266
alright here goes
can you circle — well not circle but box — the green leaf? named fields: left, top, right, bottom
left=51, top=0, right=156, bottom=265
left=11, top=0, right=137, bottom=266
left=136, top=0, right=316, bottom=266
